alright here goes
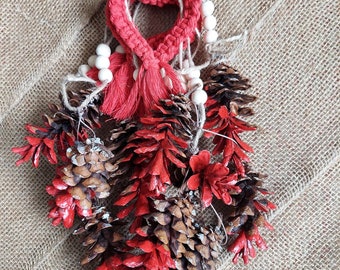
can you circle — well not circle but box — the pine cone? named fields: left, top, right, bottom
left=59, top=88, right=102, bottom=128
left=47, top=139, right=117, bottom=228
left=205, top=64, right=257, bottom=117
left=225, top=169, right=275, bottom=265
left=108, top=119, right=138, bottom=153
left=106, top=119, right=138, bottom=185
left=13, top=89, right=103, bottom=167
left=142, top=196, right=223, bottom=270
left=74, top=207, right=125, bottom=265
left=155, top=94, right=194, bottom=140
left=46, top=88, right=102, bottom=141
left=63, top=139, right=116, bottom=203
left=225, top=166, right=275, bottom=235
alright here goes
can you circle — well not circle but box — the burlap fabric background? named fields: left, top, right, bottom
left=0, top=0, right=338, bottom=269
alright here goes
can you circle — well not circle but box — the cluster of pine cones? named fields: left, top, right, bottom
left=13, top=64, right=275, bottom=269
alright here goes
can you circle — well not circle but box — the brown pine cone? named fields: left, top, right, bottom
left=73, top=207, right=125, bottom=265
left=62, top=139, right=116, bottom=211
left=155, top=94, right=194, bottom=140
left=60, top=88, right=102, bottom=128
left=205, top=64, right=257, bottom=116
left=225, top=166, right=274, bottom=234
left=107, top=119, right=138, bottom=154
left=143, top=196, right=223, bottom=270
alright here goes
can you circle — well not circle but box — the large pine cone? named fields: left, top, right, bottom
left=143, top=196, right=223, bottom=270
left=62, top=139, right=116, bottom=211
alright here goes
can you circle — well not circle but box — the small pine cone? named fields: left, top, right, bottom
left=205, top=64, right=257, bottom=116
left=74, top=207, right=124, bottom=265
left=45, top=89, right=102, bottom=135
left=60, top=88, right=102, bottom=128
left=147, top=196, right=223, bottom=270
left=62, top=138, right=116, bottom=209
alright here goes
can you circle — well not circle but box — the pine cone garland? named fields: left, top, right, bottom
left=13, top=43, right=277, bottom=268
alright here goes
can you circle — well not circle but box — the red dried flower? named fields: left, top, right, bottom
left=228, top=225, right=268, bottom=264
left=187, top=150, right=241, bottom=207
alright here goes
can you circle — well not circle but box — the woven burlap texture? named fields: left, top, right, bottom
left=0, top=0, right=338, bottom=269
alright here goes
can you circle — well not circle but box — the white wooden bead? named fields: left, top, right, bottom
left=95, top=56, right=110, bottom=69
left=98, top=69, right=113, bottom=82
left=88, top=55, right=97, bottom=67
left=186, top=70, right=201, bottom=80
left=191, top=89, right=208, bottom=105
left=203, top=15, right=217, bottom=30
left=133, top=69, right=139, bottom=80
left=78, top=64, right=91, bottom=76
left=204, top=30, right=219, bottom=43
left=201, top=1, right=215, bottom=17
left=115, top=45, right=125, bottom=54
left=188, top=78, right=203, bottom=90
left=96, top=43, right=111, bottom=57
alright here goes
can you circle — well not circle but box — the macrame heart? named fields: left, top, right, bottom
left=97, top=0, right=202, bottom=119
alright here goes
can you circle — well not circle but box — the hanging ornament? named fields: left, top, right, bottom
left=12, top=0, right=276, bottom=269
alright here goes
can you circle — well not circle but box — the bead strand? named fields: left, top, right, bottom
left=182, top=59, right=208, bottom=105
left=78, top=43, right=118, bottom=83
left=201, top=0, right=219, bottom=44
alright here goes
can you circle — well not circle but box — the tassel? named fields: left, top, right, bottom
left=101, top=61, right=134, bottom=117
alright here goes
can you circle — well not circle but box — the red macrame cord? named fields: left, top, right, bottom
left=87, top=0, right=202, bottom=119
